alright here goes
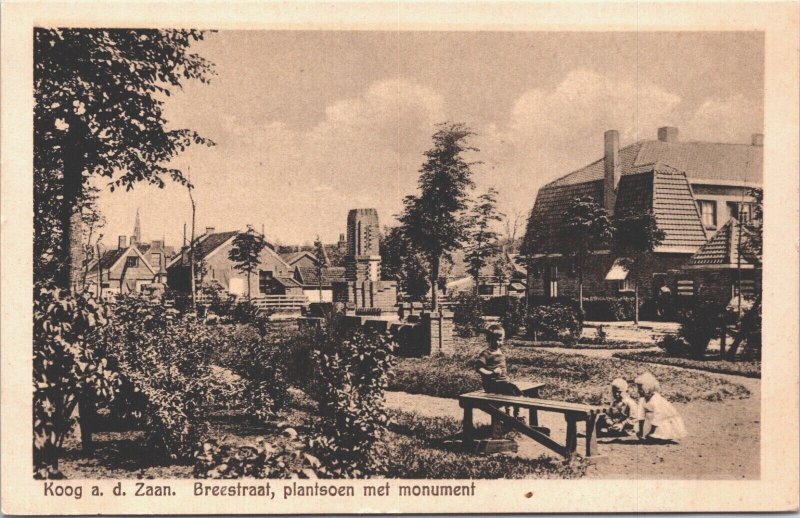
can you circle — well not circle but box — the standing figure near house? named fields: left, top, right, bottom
left=635, top=372, right=688, bottom=443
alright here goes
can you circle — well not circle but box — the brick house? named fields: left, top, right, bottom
left=527, top=127, right=762, bottom=301
left=85, top=236, right=158, bottom=299
left=167, top=227, right=299, bottom=298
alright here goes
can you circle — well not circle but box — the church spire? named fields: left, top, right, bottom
left=132, top=208, right=142, bottom=245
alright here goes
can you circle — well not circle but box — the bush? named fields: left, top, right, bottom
left=678, top=299, right=727, bottom=359
left=194, top=431, right=320, bottom=479
left=220, top=331, right=289, bottom=424
left=525, top=304, right=582, bottom=344
left=33, top=284, right=117, bottom=477
left=656, top=334, right=691, bottom=357
left=308, top=328, right=396, bottom=478
left=483, top=296, right=526, bottom=338
left=94, top=296, right=223, bottom=461
left=581, top=296, right=637, bottom=321
left=452, top=292, right=484, bottom=337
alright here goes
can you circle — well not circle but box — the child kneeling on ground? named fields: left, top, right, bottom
left=635, top=372, right=688, bottom=443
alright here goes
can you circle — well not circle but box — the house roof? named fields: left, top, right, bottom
left=294, top=266, right=346, bottom=287
left=274, top=276, right=302, bottom=288
left=545, top=139, right=762, bottom=189
left=97, top=249, right=126, bottom=270
left=167, top=231, right=249, bottom=269
left=531, top=163, right=708, bottom=254
left=282, top=250, right=318, bottom=266
left=688, top=218, right=759, bottom=269
left=617, top=163, right=709, bottom=253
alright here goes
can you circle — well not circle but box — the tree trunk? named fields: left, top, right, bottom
left=634, top=282, right=640, bottom=325
left=78, top=395, right=95, bottom=454
left=188, top=188, right=197, bottom=313
left=524, top=257, right=532, bottom=319
left=60, top=124, right=85, bottom=292
left=247, top=270, right=251, bottom=301
left=578, top=267, right=584, bottom=313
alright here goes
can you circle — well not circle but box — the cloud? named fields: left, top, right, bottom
left=473, top=69, right=761, bottom=216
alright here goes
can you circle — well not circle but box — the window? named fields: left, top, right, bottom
left=259, top=270, right=273, bottom=294
left=697, top=200, right=717, bottom=229
left=150, top=252, right=162, bottom=267
left=544, top=264, right=558, bottom=298
left=616, top=279, right=634, bottom=292
left=727, top=202, right=753, bottom=223
left=125, top=256, right=139, bottom=268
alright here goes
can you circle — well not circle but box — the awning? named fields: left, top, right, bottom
left=605, top=259, right=629, bottom=281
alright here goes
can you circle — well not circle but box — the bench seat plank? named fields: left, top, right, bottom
left=460, top=390, right=607, bottom=416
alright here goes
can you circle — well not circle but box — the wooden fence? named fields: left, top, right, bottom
left=251, top=295, right=308, bottom=312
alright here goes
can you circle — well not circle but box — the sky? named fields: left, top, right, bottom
left=95, top=30, right=764, bottom=249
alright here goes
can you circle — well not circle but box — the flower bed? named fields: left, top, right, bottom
left=612, top=350, right=761, bottom=378
left=389, top=347, right=751, bottom=404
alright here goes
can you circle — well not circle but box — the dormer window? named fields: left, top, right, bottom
left=125, top=256, right=139, bottom=268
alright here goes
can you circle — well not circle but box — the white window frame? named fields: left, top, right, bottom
left=697, top=200, right=717, bottom=229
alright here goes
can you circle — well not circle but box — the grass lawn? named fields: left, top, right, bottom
left=509, top=338, right=654, bottom=350
left=389, top=337, right=751, bottom=404
left=612, top=350, right=761, bottom=378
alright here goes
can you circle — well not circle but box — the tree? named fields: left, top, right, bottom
left=313, top=236, right=329, bottom=302
left=34, top=29, right=215, bottom=289
left=464, top=187, right=504, bottom=295
left=380, top=226, right=430, bottom=300
left=520, top=207, right=547, bottom=317
left=562, top=196, right=614, bottom=312
left=611, top=210, right=665, bottom=325
left=492, top=252, right=514, bottom=297
left=399, top=123, right=478, bottom=310
left=228, top=226, right=267, bottom=301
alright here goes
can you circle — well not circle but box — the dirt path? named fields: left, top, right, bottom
left=385, top=369, right=759, bottom=479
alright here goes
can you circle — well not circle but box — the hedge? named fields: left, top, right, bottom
left=612, top=350, right=761, bottom=378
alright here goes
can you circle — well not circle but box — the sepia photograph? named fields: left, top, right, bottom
left=2, top=1, right=798, bottom=514
left=31, top=27, right=764, bottom=481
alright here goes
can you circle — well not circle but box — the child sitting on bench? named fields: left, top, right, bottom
left=476, top=324, right=511, bottom=393
left=634, top=372, right=688, bottom=443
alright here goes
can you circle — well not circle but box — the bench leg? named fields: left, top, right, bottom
left=585, top=414, right=598, bottom=457
left=565, top=416, right=578, bottom=458
left=529, top=408, right=539, bottom=427
left=491, top=414, right=504, bottom=438
left=463, top=406, right=474, bottom=443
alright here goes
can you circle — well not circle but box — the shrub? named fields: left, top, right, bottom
left=656, top=334, right=691, bottom=357
left=194, top=431, right=320, bottom=479
left=498, top=297, right=526, bottom=338
left=678, top=299, right=727, bottom=358
left=221, top=332, right=289, bottom=424
left=33, top=284, right=117, bottom=478
left=94, top=296, right=222, bottom=461
left=452, top=292, right=484, bottom=337
left=525, top=304, right=582, bottom=344
left=581, top=296, right=637, bottom=321
left=308, top=328, right=396, bottom=478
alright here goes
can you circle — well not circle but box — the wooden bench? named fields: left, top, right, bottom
left=459, top=390, right=609, bottom=460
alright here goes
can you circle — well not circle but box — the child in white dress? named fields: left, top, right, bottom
left=634, top=372, right=688, bottom=443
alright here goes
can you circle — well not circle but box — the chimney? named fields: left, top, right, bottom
left=658, top=126, right=679, bottom=143
left=118, top=235, right=127, bottom=249
left=205, top=226, right=215, bottom=235
left=751, top=133, right=764, bottom=146
left=603, top=129, right=620, bottom=213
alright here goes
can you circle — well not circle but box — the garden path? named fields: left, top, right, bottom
left=385, top=364, right=759, bottom=479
